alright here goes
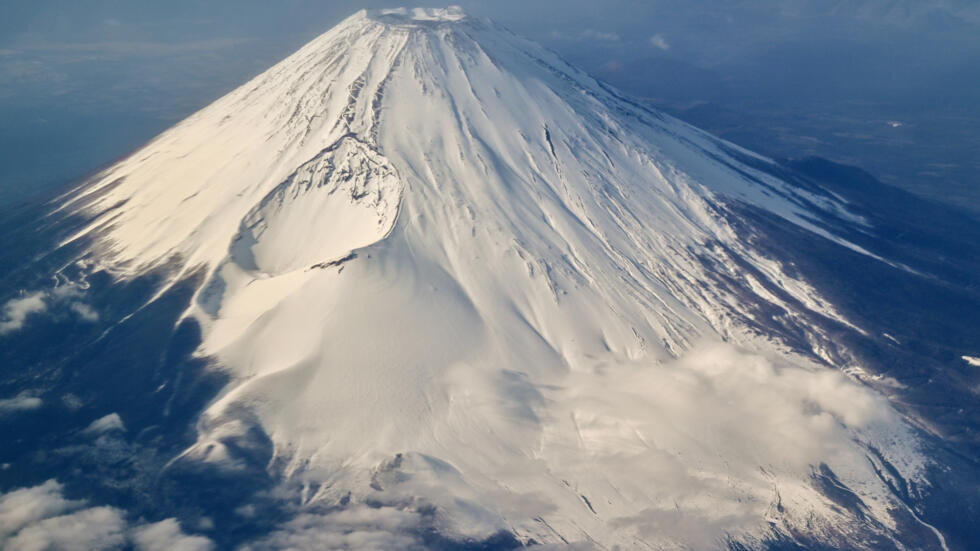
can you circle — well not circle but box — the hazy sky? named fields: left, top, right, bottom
left=1, top=1, right=978, bottom=206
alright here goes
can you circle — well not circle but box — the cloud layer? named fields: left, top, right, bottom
left=0, top=481, right=213, bottom=551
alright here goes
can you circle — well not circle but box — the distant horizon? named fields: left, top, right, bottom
left=2, top=1, right=979, bottom=213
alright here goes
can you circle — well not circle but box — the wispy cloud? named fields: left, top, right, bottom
left=0, top=393, right=42, bottom=415
left=549, top=28, right=622, bottom=43
left=71, top=302, right=99, bottom=322
left=580, top=29, right=621, bottom=42
left=83, top=413, right=127, bottom=435
left=649, top=33, right=670, bottom=50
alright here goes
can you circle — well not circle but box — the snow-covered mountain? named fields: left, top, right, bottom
left=2, top=7, right=977, bottom=550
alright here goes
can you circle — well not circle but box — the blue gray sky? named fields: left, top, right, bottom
left=2, top=1, right=978, bottom=209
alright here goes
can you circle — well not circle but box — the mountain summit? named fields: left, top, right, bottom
left=33, top=7, right=964, bottom=549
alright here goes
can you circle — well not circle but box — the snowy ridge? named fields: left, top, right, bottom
left=58, top=8, right=936, bottom=549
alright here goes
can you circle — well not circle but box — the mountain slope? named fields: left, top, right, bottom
left=3, top=7, right=971, bottom=550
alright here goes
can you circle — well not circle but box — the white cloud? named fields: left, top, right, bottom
left=6, top=506, right=127, bottom=551
left=532, top=342, right=921, bottom=546
left=0, top=481, right=125, bottom=551
left=0, top=480, right=79, bottom=541
left=0, top=292, right=47, bottom=334
left=0, top=481, right=214, bottom=551
left=0, top=393, right=42, bottom=415
left=649, top=33, right=670, bottom=50
left=83, top=413, right=126, bottom=435
left=0, top=284, right=98, bottom=335
left=133, top=519, right=215, bottom=551
left=241, top=506, right=424, bottom=551
left=70, top=302, right=100, bottom=322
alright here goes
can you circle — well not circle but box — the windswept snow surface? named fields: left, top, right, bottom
left=61, top=7, right=933, bottom=549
